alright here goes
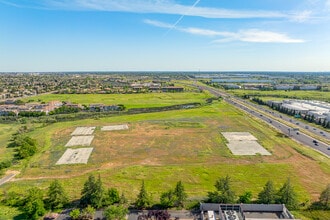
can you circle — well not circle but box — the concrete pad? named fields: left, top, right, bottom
left=56, top=148, right=93, bottom=165
left=71, top=127, right=95, bottom=136
left=222, top=132, right=257, bottom=141
left=101, top=124, right=129, bottom=131
left=65, top=136, right=94, bottom=147
left=227, top=141, right=271, bottom=155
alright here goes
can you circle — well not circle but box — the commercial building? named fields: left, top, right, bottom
left=200, top=203, right=298, bottom=220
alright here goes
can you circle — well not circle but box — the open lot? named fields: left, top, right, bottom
left=101, top=124, right=129, bottom=131
left=71, top=126, right=95, bottom=136
left=1, top=101, right=329, bottom=216
left=56, top=148, right=94, bottom=165
left=65, top=136, right=94, bottom=147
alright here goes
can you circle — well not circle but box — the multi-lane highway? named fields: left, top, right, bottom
left=238, top=98, right=330, bottom=142
left=198, top=84, right=330, bottom=157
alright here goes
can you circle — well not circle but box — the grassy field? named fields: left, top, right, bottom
left=0, top=98, right=329, bottom=219
left=227, top=89, right=330, bottom=102
left=21, top=92, right=213, bottom=109
left=0, top=124, right=20, bottom=162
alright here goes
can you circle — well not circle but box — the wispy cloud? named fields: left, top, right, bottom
left=290, top=10, right=312, bottom=22
left=145, top=19, right=305, bottom=43
left=0, top=0, right=311, bottom=21
left=232, top=29, right=305, bottom=43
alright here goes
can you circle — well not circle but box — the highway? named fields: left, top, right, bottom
left=237, top=99, right=330, bottom=142
left=198, top=84, right=330, bottom=157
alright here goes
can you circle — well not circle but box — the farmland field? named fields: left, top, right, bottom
left=21, top=92, right=213, bottom=109
left=0, top=97, right=329, bottom=219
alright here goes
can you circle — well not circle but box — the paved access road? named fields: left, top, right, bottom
left=198, top=84, right=330, bottom=157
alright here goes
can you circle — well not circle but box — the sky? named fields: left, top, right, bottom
left=1, top=0, right=330, bottom=72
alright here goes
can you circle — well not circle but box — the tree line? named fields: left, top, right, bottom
left=1, top=174, right=329, bottom=220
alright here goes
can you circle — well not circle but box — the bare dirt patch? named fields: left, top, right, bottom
left=71, top=126, right=95, bottom=136
left=65, top=136, right=94, bottom=147
left=56, top=148, right=93, bottom=165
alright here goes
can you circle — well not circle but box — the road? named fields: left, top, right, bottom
left=198, top=84, right=330, bottom=157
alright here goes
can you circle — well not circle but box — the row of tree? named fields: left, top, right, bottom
left=207, top=176, right=299, bottom=209
left=1, top=175, right=329, bottom=219
left=206, top=176, right=330, bottom=210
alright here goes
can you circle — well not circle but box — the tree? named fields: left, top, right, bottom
left=160, top=190, right=176, bottom=208
left=319, top=184, right=330, bottom=209
left=258, top=181, right=276, bottom=204
left=207, top=175, right=236, bottom=203
left=277, top=178, right=298, bottom=210
left=81, top=174, right=104, bottom=208
left=238, top=191, right=252, bottom=204
left=174, top=181, right=187, bottom=208
left=135, top=181, right=151, bottom=209
left=11, top=136, right=38, bottom=159
left=104, top=205, right=128, bottom=220
left=21, top=187, right=46, bottom=220
left=47, top=179, right=68, bottom=210
left=104, top=188, right=120, bottom=206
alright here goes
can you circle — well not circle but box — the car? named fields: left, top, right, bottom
left=296, top=132, right=299, bottom=135
left=313, top=140, right=318, bottom=144
left=327, top=147, right=330, bottom=150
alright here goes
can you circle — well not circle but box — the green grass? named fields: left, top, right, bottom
left=21, top=92, right=213, bottom=109
left=292, top=210, right=330, bottom=220
left=227, top=89, right=330, bottom=102
left=0, top=124, right=20, bottom=162
left=0, top=205, right=24, bottom=220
